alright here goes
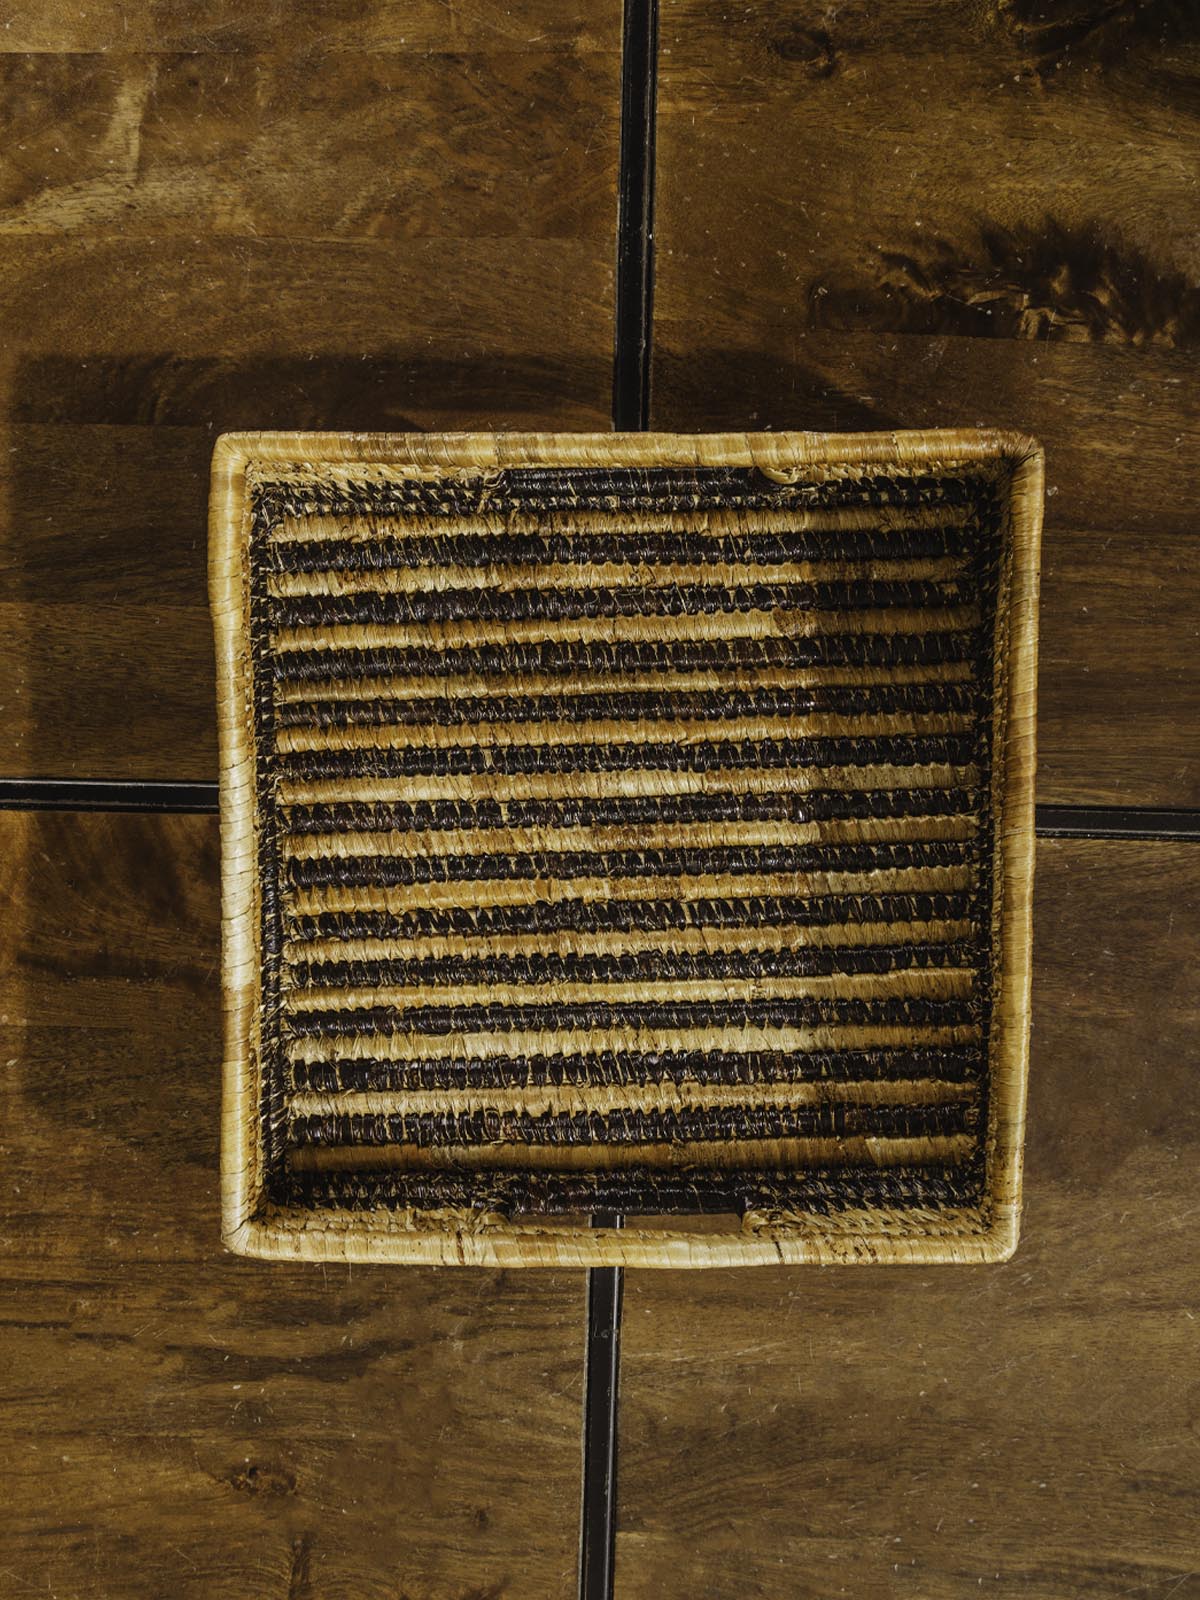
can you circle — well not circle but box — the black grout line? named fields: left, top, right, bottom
left=580, top=0, right=660, bottom=1592
left=3, top=780, right=1200, bottom=847
left=1035, top=805, right=1200, bottom=842
left=579, top=1213, right=626, bottom=1600
left=612, top=0, right=659, bottom=432
left=0, top=777, right=219, bottom=813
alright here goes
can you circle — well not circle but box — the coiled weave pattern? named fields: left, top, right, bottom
left=212, top=432, right=1041, bottom=1266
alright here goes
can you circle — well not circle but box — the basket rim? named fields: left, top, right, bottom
left=210, top=428, right=1042, bottom=1268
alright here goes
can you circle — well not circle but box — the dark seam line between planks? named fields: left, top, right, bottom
left=0, top=778, right=221, bottom=813
left=579, top=1212, right=626, bottom=1600
left=583, top=0, right=659, bottom=1591
left=1034, top=806, right=1200, bottom=841
left=612, top=0, right=659, bottom=434
left=3, top=787, right=1200, bottom=845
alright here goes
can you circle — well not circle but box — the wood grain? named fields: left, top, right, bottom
left=0, top=53, right=616, bottom=238
left=652, top=0, right=1200, bottom=808
left=1039, top=528, right=1200, bottom=808
left=0, top=809, right=587, bottom=1598
left=0, top=0, right=612, bottom=53
left=0, top=18, right=620, bottom=781
left=613, top=839, right=1200, bottom=1600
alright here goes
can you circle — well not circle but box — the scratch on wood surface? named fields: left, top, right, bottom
left=286, top=1534, right=313, bottom=1600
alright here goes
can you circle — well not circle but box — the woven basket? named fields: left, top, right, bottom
left=210, top=430, right=1042, bottom=1267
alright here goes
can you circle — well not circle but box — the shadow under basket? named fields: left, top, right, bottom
left=209, top=429, right=1042, bottom=1267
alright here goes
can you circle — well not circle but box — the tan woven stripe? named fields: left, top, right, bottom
left=286, top=864, right=974, bottom=918
left=270, top=502, right=973, bottom=544
left=286, top=968, right=974, bottom=1013
left=286, top=864, right=974, bottom=920
left=274, top=605, right=981, bottom=655
left=290, top=1079, right=977, bottom=1119
left=275, top=709, right=972, bottom=756
left=285, top=1133, right=976, bottom=1173
left=287, top=1022, right=982, bottom=1068
left=269, top=554, right=966, bottom=599
left=283, top=814, right=978, bottom=863
left=278, top=760, right=979, bottom=807
left=284, top=919, right=976, bottom=966
left=274, top=661, right=976, bottom=705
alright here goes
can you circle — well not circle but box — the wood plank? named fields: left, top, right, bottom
left=1039, top=528, right=1200, bottom=808
left=0, top=26, right=620, bottom=781
left=0, top=53, right=618, bottom=238
left=614, top=839, right=1200, bottom=1600
left=0, top=1, right=611, bottom=53
left=652, top=0, right=1200, bottom=808
left=0, top=809, right=587, bottom=1597
left=657, top=3, right=1199, bottom=302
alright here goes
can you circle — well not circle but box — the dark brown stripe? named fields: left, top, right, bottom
left=286, top=1162, right=983, bottom=1215
left=270, top=523, right=974, bottom=576
left=281, top=785, right=980, bottom=837
left=270, top=576, right=970, bottom=630
left=272, top=629, right=979, bottom=684
left=288, top=941, right=975, bottom=992
left=276, top=680, right=976, bottom=731
left=289, top=1044, right=984, bottom=1093
left=289, top=1099, right=976, bottom=1150
left=285, top=838, right=976, bottom=891
left=257, top=466, right=985, bottom=525
left=276, top=733, right=977, bottom=783
left=284, top=889, right=975, bottom=943
left=284, top=994, right=977, bottom=1040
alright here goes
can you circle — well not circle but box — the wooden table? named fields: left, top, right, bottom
left=2, top=3, right=1197, bottom=1595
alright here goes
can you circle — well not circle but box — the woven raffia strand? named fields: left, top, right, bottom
left=210, top=430, right=1042, bottom=1267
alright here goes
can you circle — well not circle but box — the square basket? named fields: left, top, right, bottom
left=210, top=429, right=1042, bottom=1266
